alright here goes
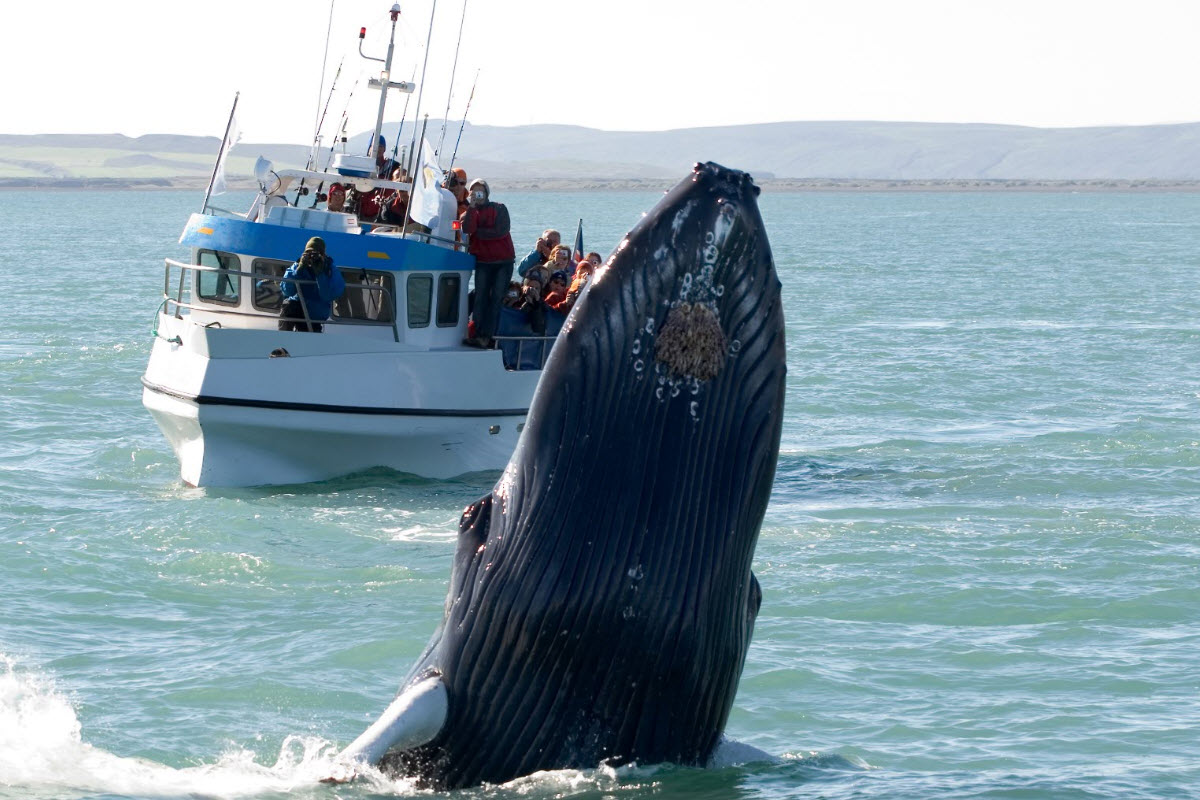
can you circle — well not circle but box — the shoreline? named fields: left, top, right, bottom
left=3, top=177, right=1200, bottom=193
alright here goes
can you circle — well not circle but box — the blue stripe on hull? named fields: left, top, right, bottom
left=180, top=213, right=475, bottom=272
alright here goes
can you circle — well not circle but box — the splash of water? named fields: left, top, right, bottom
left=0, top=654, right=417, bottom=799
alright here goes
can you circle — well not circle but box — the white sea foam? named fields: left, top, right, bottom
left=0, top=655, right=418, bottom=799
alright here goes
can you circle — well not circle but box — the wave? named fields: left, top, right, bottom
left=0, top=654, right=427, bottom=799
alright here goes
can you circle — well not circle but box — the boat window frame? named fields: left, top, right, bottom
left=196, top=249, right=242, bottom=306
left=436, top=273, right=461, bottom=328
left=406, top=273, right=433, bottom=328
left=334, top=267, right=396, bottom=323
left=250, top=257, right=292, bottom=312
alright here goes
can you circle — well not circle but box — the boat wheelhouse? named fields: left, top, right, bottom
left=142, top=4, right=556, bottom=487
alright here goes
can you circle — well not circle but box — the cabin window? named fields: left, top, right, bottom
left=334, top=268, right=396, bottom=323
left=436, top=274, right=461, bottom=327
left=196, top=249, right=241, bottom=305
left=250, top=258, right=291, bottom=311
left=407, top=274, right=433, bottom=328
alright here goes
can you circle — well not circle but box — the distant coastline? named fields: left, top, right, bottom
left=4, top=177, right=1200, bottom=193
left=5, top=120, right=1200, bottom=192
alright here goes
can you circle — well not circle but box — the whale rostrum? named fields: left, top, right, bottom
left=337, top=162, right=786, bottom=788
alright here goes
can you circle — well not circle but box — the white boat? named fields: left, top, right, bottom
left=142, top=4, right=556, bottom=487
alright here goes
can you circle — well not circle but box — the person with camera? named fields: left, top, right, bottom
left=515, top=243, right=569, bottom=335
left=459, top=179, right=515, bottom=348
left=550, top=251, right=600, bottom=315
left=278, top=237, right=347, bottom=333
left=517, top=229, right=561, bottom=278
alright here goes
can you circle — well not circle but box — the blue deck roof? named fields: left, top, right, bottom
left=179, top=213, right=475, bottom=272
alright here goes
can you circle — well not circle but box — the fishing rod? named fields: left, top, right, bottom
left=292, top=3, right=340, bottom=206
left=436, top=0, right=469, bottom=160
left=447, top=69, right=478, bottom=173
left=405, top=0, right=438, bottom=177
left=307, top=59, right=343, bottom=171
left=313, top=0, right=337, bottom=146
left=308, top=78, right=360, bottom=208
left=389, top=67, right=418, bottom=170
left=294, top=58, right=345, bottom=206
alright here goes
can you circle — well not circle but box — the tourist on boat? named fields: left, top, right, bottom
left=278, top=237, right=347, bottom=333
left=444, top=167, right=469, bottom=219
left=513, top=244, right=569, bottom=335
left=326, top=183, right=347, bottom=213
left=372, top=135, right=397, bottom=179
left=546, top=243, right=574, bottom=277
left=522, top=243, right=566, bottom=301
left=383, top=166, right=410, bottom=225
left=502, top=280, right=523, bottom=308
left=543, top=270, right=570, bottom=310
left=357, top=188, right=384, bottom=222
left=552, top=254, right=596, bottom=314
left=459, top=179, right=515, bottom=348
left=517, top=229, right=561, bottom=277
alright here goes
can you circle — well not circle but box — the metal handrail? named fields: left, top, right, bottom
left=492, top=333, right=557, bottom=370
left=160, top=258, right=401, bottom=342
left=403, top=229, right=466, bottom=250
left=366, top=224, right=466, bottom=252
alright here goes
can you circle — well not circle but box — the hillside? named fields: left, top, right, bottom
left=2, top=121, right=1199, bottom=189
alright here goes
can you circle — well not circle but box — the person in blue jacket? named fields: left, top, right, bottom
left=516, top=229, right=560, bottom=278
left=279, top=237, right=346, bottom=332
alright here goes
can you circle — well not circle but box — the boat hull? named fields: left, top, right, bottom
left=142, top=314, right=538, bottom=487
left=143, top=385, right=527, bottom=486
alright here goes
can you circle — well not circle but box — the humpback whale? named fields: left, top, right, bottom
left=336, top=162, right=786, bottom=788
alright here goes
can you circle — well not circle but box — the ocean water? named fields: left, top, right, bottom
left=2, top=186, right=1199, bottom=799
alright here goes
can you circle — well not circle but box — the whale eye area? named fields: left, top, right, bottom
left=654, top=302, right=727, bottom=382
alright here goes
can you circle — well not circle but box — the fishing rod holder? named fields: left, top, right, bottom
left=369, top=77, right=415, bottom=94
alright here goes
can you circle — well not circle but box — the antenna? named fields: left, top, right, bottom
left=361, top=3, right=415, bottom=165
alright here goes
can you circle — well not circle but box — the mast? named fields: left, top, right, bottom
left=360, top=4, right=414, bottom=160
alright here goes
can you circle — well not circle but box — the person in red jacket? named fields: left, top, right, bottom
left=460, top=179, right=516, bottom=348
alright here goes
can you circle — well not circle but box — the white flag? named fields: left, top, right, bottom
left=409, top=137, right=443, bottom=229
left=210, top=113, right=241, bottom=196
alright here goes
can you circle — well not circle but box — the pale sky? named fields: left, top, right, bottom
left=4, top=0, right=1199, bottom=146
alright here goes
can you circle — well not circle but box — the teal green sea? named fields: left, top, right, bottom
left=1, top=188, right=1198, bottom=799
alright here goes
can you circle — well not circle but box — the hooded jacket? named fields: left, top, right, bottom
left=459, top=182, right=516, bottom=263
left=281, top=254, right=346, bottom=321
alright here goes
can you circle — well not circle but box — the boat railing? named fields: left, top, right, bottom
left=365, top=224, right=467, bottom=252
left=492, top=334, right=558, bottom=371
left=159, top=258, right=401, bottom=343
